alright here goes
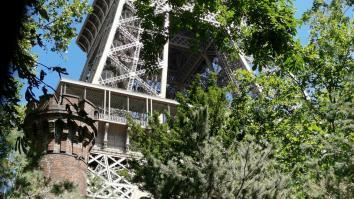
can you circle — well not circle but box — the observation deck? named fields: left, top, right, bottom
left=56, top=79, right=178, bottom=152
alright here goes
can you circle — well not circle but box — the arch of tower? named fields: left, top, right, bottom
left=56, top=0, right=252, bottom=198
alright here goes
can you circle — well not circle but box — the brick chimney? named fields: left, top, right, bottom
left=24, top=94, right=97, bottom=196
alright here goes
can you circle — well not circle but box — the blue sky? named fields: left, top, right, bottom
left=20, top=0, right=313, bottom=104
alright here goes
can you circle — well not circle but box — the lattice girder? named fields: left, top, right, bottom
left=87, top=153, right=137, bottom=199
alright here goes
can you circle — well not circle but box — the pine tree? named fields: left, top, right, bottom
left=129, top=74, right=290, bottom=198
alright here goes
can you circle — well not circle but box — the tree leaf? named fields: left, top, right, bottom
left=42, top=86, right=48, bottom=96
left=38, top=8, right=49, bottom=21
left=40, top=70, right=46, bottom=81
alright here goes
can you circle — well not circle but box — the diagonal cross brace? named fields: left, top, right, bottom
left=118, top=25, right=138, bottom=42
left=100, top=69, right=146, bottom=85
left=109, top=42, right=142, bottom=55
left=108, top=55, right=159, bottom=96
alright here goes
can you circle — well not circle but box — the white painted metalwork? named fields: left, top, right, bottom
left=109, top=42, right=142, bottom=55
left=86, top=0, right=228, bottom=98
left=91, top=0, right=126, bottom=84
left=105, top=55, right=159, bottom=95
left=87, top=153, right=136, bottom=199
left=100, top=69, right=146, bottom=85
left=97, top=106, right=148, bottom=127
left=93, top=0, right=161, bottom=97
left=119, top=16, right=139, bottom=24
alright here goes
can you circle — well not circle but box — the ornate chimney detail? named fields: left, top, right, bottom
left=24, top=94, right=97, bottom=196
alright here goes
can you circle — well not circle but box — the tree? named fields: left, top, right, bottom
left=129, top=74, right=289, bottom=198
left=129, top=0, right=353, bottom=198
left=0, top=0, right=91, bottom=135
left=294, top=0, right=353, bottom=196
left=219, top=0, right=354, bottom=196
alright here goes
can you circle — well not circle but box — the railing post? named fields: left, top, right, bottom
left=108, top=90, right=111, bottom=119
left=146, top=98, right=149, bottom=123
left=104, top=90, right=106, bottom=119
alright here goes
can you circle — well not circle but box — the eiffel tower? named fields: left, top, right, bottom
left=56, top=0, right=252, bottom=198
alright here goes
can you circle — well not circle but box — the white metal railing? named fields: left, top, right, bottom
left=96, top=107, right=148, bottom=127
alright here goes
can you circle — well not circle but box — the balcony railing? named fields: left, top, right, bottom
left=96, top=107, right=148, bottom=127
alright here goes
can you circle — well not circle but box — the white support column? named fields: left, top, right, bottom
left=159, top=104, right=171, bottom=124
left=60, top=84, right=63, bottom=104
left=159, top=13, right=169, bottom=98
left=125, top=127, right=130, bottom=151
left=150, top=99, right=153, bottom=116
left=146, top=98, right=149, bottom=123
left=64, top=83, right=67, bottom=95
left=91, top=0, right=126, bottom=84
left=146, top=98, right=149, bottom=114
left=104, top=90, right=106, bottom=117
left=84, top=87, right=87, bottom=99
left=103, top=123, right=109, bottom=148
left=108, top=90, right=111, bottom=118
left=127, top=96, right=130, bottom=112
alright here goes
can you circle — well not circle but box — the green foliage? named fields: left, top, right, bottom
left=8, top=171, right=82, bottom=199
left=0, top=125, right=81, bottom=198
left=87, top=173, right=105, bottom=194
left=0, top=129, right=28, bottom=193
left=8, top=169, right=48, bottom=198
left=129, top=1, right=353, bottom=198
left=50, top=181, right=75, bottom=196
left=1, top=0, right=91, bottom=134
left=134, top=0, right=297, bottom=71
left=129, top=74, right=290, bottom=198
left=116, top=168, right=133, bottom=181
left=302, top=135, right=354, bottom=198
left=130, top=73, right=229, bottom=161
left=228, top=70, right=311, bottom=169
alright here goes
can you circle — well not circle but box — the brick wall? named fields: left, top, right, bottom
left=39, top=154, right=87, bottom=195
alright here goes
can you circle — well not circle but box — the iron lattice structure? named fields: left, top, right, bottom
left=78, top=0, right=252, bottom=99
left=70, top=0, right=254, bottom=198
left=87, top=152, right=149, bottom=198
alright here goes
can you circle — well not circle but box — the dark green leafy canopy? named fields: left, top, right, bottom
left=0, top=0, right=91, bottom=135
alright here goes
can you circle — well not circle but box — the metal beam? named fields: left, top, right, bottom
left=91, top=0, right=126, bottom=84
left=100, top=69, right=146, bottom=85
